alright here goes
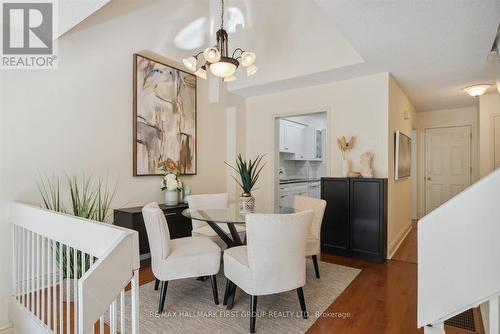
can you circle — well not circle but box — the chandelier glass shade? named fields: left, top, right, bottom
left=181, top=0, right=257, bottom=81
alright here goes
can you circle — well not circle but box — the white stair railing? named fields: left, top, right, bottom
left=9, top=202, right=140, bottom=334
left=418, top=168, right=500, bottom=334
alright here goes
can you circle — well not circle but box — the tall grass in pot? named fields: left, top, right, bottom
left=38, top=173, right=116, bottom=300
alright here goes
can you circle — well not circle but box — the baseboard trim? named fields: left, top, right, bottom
left=387, top=223, right=413, bottom=259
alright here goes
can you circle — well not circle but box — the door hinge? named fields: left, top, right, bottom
left=470, top=166, right=473, bottom=174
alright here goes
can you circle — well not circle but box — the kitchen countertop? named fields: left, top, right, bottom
left=279, top=178, right=320, bottom=185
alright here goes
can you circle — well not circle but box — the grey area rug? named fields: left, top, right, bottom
left=110, top=261, right=360, bottom=334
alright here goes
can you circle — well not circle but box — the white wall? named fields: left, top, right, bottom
left=0, top=0, right=245, bottom=328
left=245, top=73, right=389, bottom=211
left=479, top=93, right=500, bottom=177
left=387, top=75, right=417, bottom=257
left=416, top=107, right=479, bottom=218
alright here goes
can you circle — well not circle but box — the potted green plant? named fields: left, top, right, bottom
left=226, top=154, right=266, bottom=213
left=38, top=173, right=116, bottom=301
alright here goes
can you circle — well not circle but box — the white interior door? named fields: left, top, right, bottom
left=425, top=126, right=471, bottom=214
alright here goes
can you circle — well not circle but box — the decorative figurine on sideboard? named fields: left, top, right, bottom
left=360, top=151, right=374, bottom=178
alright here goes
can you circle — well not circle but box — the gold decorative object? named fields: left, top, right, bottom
left=337, top=136, right=355, bottom=160
left=348, top=171, right=361, bottom=178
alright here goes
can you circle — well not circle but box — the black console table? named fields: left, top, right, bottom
left=113, top=203, right=192, bottom=257
left=321, top=177, right=387, bottom=263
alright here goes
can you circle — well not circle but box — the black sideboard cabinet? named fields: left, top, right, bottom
left=321, top=177, right=387, bottom=263
left=113, top=203, right=192, bottom=257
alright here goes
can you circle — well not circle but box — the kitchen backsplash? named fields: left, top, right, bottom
left=279, top=154, right=326, bottom=179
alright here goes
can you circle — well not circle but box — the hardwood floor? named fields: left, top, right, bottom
left=306, top=254, right=421, bottom=334
left=392, top=224, right=418, bottom=264
left=306, top=224, right=481, bottom=334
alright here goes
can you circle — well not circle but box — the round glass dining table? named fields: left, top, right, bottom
left=182, top=204, right=294, bottom=247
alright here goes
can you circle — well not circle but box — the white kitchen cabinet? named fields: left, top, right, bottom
left=279, top=120, right=303, bottom=154
left=279, top=122, right=286, bottom=152
left=279, top=120, right=324, bottom=161
left=279, top=182, right=308, bottom=207
left=296, top=127, right=316, bottom=160
left=307, top=181, right=321, bottom=198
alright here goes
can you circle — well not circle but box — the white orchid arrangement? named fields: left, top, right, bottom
left=160, top=158, right=183, bottom=191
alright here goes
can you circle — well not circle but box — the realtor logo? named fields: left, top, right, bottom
left=1, top=0, right=58, bottom=69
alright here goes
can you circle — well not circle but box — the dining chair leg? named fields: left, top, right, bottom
left=312, top=255, right=320, bottom=279
left=250, top=295, right=258, bottom=333
left=154, top=278, right=159, bottom=290
left=223, top=279, right=230, bottom=305
left=296, top=287, right=307, bottom=319
left=158, top=281, right=168, bottom=313
left=227, top=282, right=236, bottom=310
left=210, top=275, right=219, bottom=305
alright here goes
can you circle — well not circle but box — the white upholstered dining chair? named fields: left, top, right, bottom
left=187, top=193, right=246, bottom=248
left=142, top=202, right=221, bottom=313
left=223, top=211, right=313, bottom=333
left=293, top=195, right=327, bottom=279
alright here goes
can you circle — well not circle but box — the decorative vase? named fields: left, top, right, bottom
left=239, top=193, right=255, bottom=213
left=164, top=190, right=179, bottom=206
left=341, top=159, right=350, bottom=177
left=183, top=186, right=191, bottom=204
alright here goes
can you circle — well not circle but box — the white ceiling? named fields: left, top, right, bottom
left=225, top=0, right=500, bottom=111
left=63, top=0, right=500, bottom=111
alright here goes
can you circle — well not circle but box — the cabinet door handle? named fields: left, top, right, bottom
left=164, top=212, right=177, bottom=217
left=280, top=195, right=286, bottom=198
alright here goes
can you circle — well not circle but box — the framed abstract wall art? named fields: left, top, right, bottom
left=395, top=130, right=411, bottom=180
left=133, top=53, right=197, bottom=176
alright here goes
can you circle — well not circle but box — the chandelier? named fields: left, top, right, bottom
left=181, top=0, right=257, bottom=82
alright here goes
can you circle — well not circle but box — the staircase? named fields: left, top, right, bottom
left=418, top=169, right=500, bottom=334
left=8, top=203, right=140, bottom=334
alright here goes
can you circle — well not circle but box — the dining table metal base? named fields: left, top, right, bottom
left=205, top=221, right=244, bottom=247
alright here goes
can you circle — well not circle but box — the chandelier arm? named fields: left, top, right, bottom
left=231, top=48, right=245, bottom=58
left=193, top=51, right=204, bottom=58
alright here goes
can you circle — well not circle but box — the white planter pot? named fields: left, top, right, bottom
left=164, top=190, right=179, bottom=206
left=239, top=195, right=255, bottom=213
left=341, top=160, right=350, bottom=177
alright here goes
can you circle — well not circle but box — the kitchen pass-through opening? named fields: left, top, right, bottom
left=275, top=111, right=327, bottom=208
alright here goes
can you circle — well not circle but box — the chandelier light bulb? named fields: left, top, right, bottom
left=241, top=51, right=256, bottom=67
left=246, top=64, right=258, bottom=76
left=203, top=47, right=221, bottom=63
left=463, top=84, right=491, bottom=97
left=182, top=56, right=197, bottom=71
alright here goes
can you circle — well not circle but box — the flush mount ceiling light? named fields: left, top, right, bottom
left=463, top=84, right=491, bottom=97
left=181, top=0, right=257, bottom=80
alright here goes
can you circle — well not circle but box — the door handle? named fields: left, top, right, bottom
left=164, top=212, right=177, bottom=217
left=426, top=177, right=431, bottom=181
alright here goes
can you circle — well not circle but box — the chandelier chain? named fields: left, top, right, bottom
left=221, top=0, right=224, bottom=29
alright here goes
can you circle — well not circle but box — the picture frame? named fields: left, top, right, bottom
left=133, top=52, right=197, bottom=176
left=395, top=130, right=411, bottom=180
